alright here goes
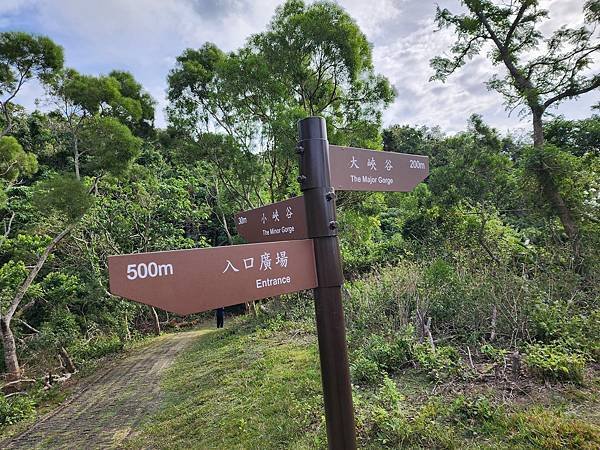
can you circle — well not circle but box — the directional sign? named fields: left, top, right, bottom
left=329, top=145, right=429, bottom=192
left=108, top=240, right=317, bottom=315
left=235, top=196, right=308, bottom=243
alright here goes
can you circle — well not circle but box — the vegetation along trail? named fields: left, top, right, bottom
left=3, top=330, right=206, bottom=449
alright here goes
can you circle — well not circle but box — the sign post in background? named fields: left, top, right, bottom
left=298, top=117, right=357, bottom=450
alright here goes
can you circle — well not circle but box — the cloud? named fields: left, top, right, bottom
left=367, top=0, right=599, bottom=134
left=1, top=0, right=598, bottom=133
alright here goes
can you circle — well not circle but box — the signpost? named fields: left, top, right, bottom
left=329, top=144, right=429, bottom=192
left=107, top=115, right=430, bottom=450
left=108, top=240, right=317, bottom=315
left=235, top=196, right=308, bottom=243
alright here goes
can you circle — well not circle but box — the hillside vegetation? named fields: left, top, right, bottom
left=0, top=1, right=599, bottom=447
left=124, top=315, right=599, bottom=449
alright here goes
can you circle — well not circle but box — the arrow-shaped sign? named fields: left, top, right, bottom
left=235, top=196, right=308, bottom=243
left=329, top=145, right=429, bottom=192
left=108, top=240, right=317, bottom=315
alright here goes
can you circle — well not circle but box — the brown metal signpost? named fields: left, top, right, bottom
left=235, top=196, right=308, bottom=243
left=107, top=115, right=430, bottom=450
left=298, top=117, right=357, bottom=450
left=108, top=240, right=317, bottom=315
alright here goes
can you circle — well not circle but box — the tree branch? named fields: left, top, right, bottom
left=543, top=76, right=600, bottom=108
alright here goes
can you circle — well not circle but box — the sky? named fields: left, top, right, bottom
left=1, top=0, right=598, bottom=135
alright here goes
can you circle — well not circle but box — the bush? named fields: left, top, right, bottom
left=0, top=394, right=35, bottom=426
left=363, top=331, right=413, bottom=373
left=350, top=351, right=382, bottom=385
left=450, top=395, right=498, bottom=424
left=69, top=334, right=123, bottom=363
left=480, top=343, right=508, bottom=363
left=524, top=343, right=586, bottom=383
left=413, top=344, right=463, bottom=380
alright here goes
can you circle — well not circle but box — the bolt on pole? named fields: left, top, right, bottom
left=298, top=116, right=357, bottom=450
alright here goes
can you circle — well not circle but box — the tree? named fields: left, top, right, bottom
left=46, top=69, right=150, bottom=181
left=0, top=110, right=141, bottom=381
left=0, top=32, right=63, bottom=138
left=167, top=0, right=394, bottom=210
left=430, top=0, right=600, bottom=257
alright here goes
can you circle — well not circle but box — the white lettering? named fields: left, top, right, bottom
left=256, top=276, right=292, bottom=288
left=410, top=159, right=426, bottom=170
left=127, top=262, right=173, bottom=280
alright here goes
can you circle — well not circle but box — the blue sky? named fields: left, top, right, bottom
left=1, top=0, right=598, bottom=135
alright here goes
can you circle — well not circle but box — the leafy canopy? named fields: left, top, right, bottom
left=0, top=31, right=64, bottom=97
left=430, top=0, right=600, bottom=115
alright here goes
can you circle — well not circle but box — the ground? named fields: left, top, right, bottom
left=2, top=320, right=599, bottom=449
left=2, top=330, right=203, bottom=450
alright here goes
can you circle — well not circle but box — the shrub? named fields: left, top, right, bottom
left=0, top=394, right=35, bottom=426
left=450, top=395, right=498, bottom=424
left=480, top=343, right=508, bottom=363
left=413, top=344, right=463, bottom=380
left=350, top=351, right=382, bottom=385
left=524, top=343, right=586, bottom=383
left=69, top=334, right=123, bottom=363
left=364, top=332, right=412, bottom=373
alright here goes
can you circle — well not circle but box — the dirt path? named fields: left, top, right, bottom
left=4, top=330, right=206, bottom=450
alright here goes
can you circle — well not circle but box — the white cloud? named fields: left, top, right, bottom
left=336, top=0, right=402, bottom=39
left=2, top=0, right=598, bottom=133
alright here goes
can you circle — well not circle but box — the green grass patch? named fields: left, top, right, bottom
left=123, top=319, right=600, bottom=450
left=124, top=325, right=327, bottom=449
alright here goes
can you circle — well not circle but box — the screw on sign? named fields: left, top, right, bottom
left=108, top=240, right=317, bottom=315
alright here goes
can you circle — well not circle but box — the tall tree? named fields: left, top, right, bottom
left=0, top=70, right=143, bottom=379
left=430, top=0, right=600, bottom=256
left=167, top=0, right=394, bottom=209
left=0, top=31, right=64, bottom=138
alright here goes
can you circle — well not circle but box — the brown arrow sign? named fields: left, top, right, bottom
left=235, top=196, right=308, bottom=243
left=329, top=145, right=429, bottom=192
left=108, top=239, right=317, bottom=315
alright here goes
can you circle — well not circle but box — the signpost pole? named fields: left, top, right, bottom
left=298, top=116, right=356, bottom=450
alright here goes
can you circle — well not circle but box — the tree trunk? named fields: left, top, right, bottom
left=1, top=224, right=75, bottom=380
left=0, top=318, right=21, bottom=381
left=490, top=304, right=497, bottom=342
left=74, top=135, right=80, bottom=181
left=532, top=113, right=580, bottom=257
left=151, top=307, right=161, bottom=336
left=59, top=346, right=77, bottom=373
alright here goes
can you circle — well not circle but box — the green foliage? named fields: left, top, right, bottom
left=427, top=115, right=518, bottom=210
left=79, top=116, right=141, bottom=176
left=413, top=344, right=463, bottom=381
left=525, top=343, right=586, bottom=383
left=531, top=298, right=600, bottom=359
left=0, top=260, right=27, bottom=306
left=32, top=173, right=91, bottom=221
left=69, top=335, right=123, bottom=363
left=480, top=343, right=509, bottom=363
left=350, top=351, right=382, bottom=385
left=0, top=394, right=35, bottom=426
left=0, top=136, right=37, bottom=182
left=0, top=31, right=63, bottom=95
left=364, top=332, right=413, bottom=373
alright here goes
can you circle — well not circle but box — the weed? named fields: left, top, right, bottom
left=525, top=343, right=586, bottom=383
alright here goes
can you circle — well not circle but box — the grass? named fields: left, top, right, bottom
left=124, top=320, right=327, bottom=449
left=123, top=317, right=600, bottom=449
